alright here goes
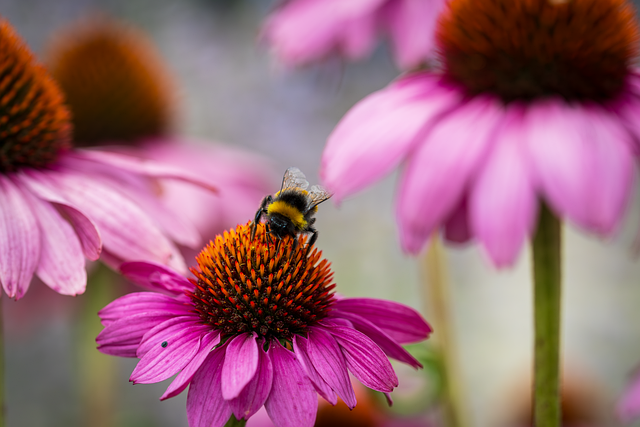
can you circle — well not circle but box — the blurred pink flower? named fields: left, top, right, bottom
left=97, top=224, right=431, bottom=427
left=321, top=0, right=640, bottom=266
left=262, top=0, right=445, bottom=69
left=618, top=369, right=640, bottom=423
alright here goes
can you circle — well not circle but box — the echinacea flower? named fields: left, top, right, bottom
left=96, top=222, right=431, bottom=427
left=262, top=0, right=445, bottom=69
left=617, top=368, right=640, bottom=422
left=0, top=17, right=214, bottom=299
left=322, top=0, right=640, bottom=266
left=47, top=17, right=275, bottom=254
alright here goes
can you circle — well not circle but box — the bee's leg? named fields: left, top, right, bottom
left=289, top=237, right=298, bottom=259
left=265, top=223, right=273, bottom=246
left=307, top=229, right=318, bottom=253
left=251, top=196, right=272, bottom=241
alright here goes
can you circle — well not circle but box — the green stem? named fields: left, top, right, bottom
left=532, top=204, right=562, bottom=427
left=224, top=415, right=247, bottom=427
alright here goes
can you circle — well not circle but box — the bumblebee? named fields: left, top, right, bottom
left=250, top=167, right=332, bottom=251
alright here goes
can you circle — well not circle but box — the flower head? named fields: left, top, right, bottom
left=322, top=0, right=640, bottom=266
left=0, top=17, right=215, bottom=299
left=262, top=0, right=445, bottom=70
left=97, top=222, right=431, bottom=427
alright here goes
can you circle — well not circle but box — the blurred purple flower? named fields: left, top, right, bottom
left=321, top=0, right=640, bottom=266
left=262, top=0, right=445, bottom=69
left=97, top=223, right=431, bottom=427
left=618, top=369, right=640, bottom=423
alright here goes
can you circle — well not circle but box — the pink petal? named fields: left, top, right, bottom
left=304, top=327, right=356, bottom=408
left=397, top=96, right=502, bottom=254
left=187, top=346, right=232, bottom=427
left=265, top=340, right=317, bottom=427
left=332, top=298, right=432, bottom=343
left=161, top=330, right=221, bottom=400
left=384, top=0, right=444, bottom=69
left=328, top=325, right=398, bottom=392
left=321, top=73, right=460, bottom=202
left=470, top=106, right=537, bottom=267
left=97, top=312, right=178, bottom=357
left=230, top=340, right=274, bottom=420
left=137, top=316, right=206, bottom=358
left=0, top=175, right=40, bottom=299
left=98, top=292, right=190, bottom=326
left=222, top=333, right=260, bottom=400
left=16, top=171, right=102, bottom=260
left=292, top=335, right=338, bottom=405
left=617, top=370, right=640, bottom=423
left=18, top=188, right=86, bottom=296
left=443, top=197, right=472, bottom=244
left=340, top=12, right=377, bottom=60
left=121, top=261, right=193, bottom=296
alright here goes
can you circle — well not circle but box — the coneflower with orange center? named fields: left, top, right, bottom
left=97, top=222, right=432, bottom=427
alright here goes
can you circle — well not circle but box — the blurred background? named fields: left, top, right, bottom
left=2, top=0, right=640, bottom=426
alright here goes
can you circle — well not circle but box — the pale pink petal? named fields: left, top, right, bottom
left=332, top=298, right=432, bottom=343
left=130, top=324, right=207, bottom=384
left=16, top=171, right=101, bottom=260
left=265, top=340, right=317, bottom=427
left=222, top=333, right=260, bottom=400
left=292, top=335, right=338, bottom=405
left=383, top=0, right=444, bottom=69
left=0, top=175, right=40, bottom=299
left=137, top=316, right=206, bottom=358
left=397, top=96, right=503, bottom=254
left=322, top=73, right=461, bottom=202
left=19, top=188, right=86, bottom=296
left=470, top=106, right=537, bottom=267
left=161, top=330, right=221, bottom=400
left=304, top=327, right=356, bottom=408
left=98, top=292, right=191, bottom=326
left=340, top=12, right=377, bottom=59
left=617, top=370, right=640, bottom=423
left=121, top=261, right=193, bottom=296
left=230, top=340, right=274, bottom=420
left=328, top=325, right=398, bottom=392
left=97, top=312, right=178, bottom=357
left=187, top=345, right=232, bottom=427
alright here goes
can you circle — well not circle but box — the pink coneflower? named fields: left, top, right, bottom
left=617, top=369, right=640, bottom=422
left=97, top=223, right=431, bottom=427
left=262, top=0, right=445, bottom=69
left=0, top=18, right=214, bottom=299
left=321, top=0, right=640, bottom=266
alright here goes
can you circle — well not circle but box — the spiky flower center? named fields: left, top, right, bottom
left=47, top=18, right=174, bottom=146
left=437, top=0, right=639, bottom=102
left=0, top=19, right=71, bottom=171
left=189, top=223, right=336, bottom=341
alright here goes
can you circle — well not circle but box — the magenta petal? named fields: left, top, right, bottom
left=332, top=298, right=431, bottom=343
left=444, top=197, right=472, bottom=244
left=131, top=324, right=207, bottom=384
left=137, top=315, right=206, bottom=358
left=293, top=335, right=338, bottom=405
left=230, top=340, right=274, bottom=420
left=222, top=333, right=260, bottom=400
left=187, top=346, right=232, bottom=427
left=98, top=292, right=190, bottom=326
left=617, top=371, right=640, bottom=423
left=121, top=261, right=193, bottom=296
left=265, top=340, right=317, bottom=427
left=0, top=175, right=40, bottom=299
left=97, top=312, right=177, bottom=357
left=303, top=327, right=356, bottom=409
left=328, top=326, right=398, bottom=392
left=321, top=73, right=460, bottom=201
left=161, top=330, right=221, bottom=400
left=397, top=97, right=502, bottom=254
left=470, top=106, right=537, bottom=267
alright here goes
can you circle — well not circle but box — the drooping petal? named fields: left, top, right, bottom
left=332, top=298, right=431, bottom=343
left=470, top=106, right=537, bottom=267
left=322, top=73, right=461, bottom=202
left=98, top=292, right=191, bottom=326
left=19, top=186, right=86, bottom=296
left=0, top=175, right=40, bottom=299
left=328, top=325, right=398, bottom=393
left=293, top=335, right=338, bottom=405
left=397, top=96, right=502, bottom=254
left=221, top=333, right=260, bottom=400
left=187, top=346, right=232, bottom=427
left=97, top=312, right=179, bottom=357
left=265, top=340, right=317, bottom=427
left=137, top=316, right=207, bottom=358
left=443, top=196, right=472, bottom=244
left=161, top=330, right=221, bottom=400
left=121, top=261, right=193, bottom=296
left=230, top=340, right=274, bottom=420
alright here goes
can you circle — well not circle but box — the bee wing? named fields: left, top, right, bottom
left=306, top=185, right=332, bottom=211
left=281, top=167, right=309, bottom=191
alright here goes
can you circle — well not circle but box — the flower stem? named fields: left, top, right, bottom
left=532, top=204, right=562, bottom=427
left=224, top=415, right=247, bottom=427
left=422, top=237, right=468, bottom=427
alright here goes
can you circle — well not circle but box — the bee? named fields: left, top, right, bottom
left=250, top=167, right=332, bottom=252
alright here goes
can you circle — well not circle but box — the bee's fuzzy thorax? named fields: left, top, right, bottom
left=267, top=200, right=307, bottom=229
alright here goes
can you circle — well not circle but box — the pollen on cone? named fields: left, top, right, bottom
left=0, top=19, right=71, bottom=171
left=46, top=16, right=176, bottom=145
